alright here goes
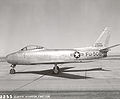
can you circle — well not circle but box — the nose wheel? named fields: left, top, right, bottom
left=53, top=64, right=60, bottom=74
left=10, top=64, right=16, bottom=74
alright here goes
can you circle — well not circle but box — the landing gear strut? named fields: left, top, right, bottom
left=10, top=64, right=16, bottom=74
left=53, top=64, right=60, bottom=74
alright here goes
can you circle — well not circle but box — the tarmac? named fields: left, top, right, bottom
left=0, top=54, right=120, bottom=98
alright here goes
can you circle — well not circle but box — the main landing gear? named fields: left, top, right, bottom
left=53, top=64, right=60, bottom=74
left=10, top=64, right=16, bottom=74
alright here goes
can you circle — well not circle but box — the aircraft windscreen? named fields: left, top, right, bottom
left=21, top=45, right=45, bottom=51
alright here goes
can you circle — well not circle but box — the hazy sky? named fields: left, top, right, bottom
left=0, top=0, right=120, bottom=56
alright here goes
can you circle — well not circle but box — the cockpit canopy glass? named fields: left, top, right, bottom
left=21, top=45, right=45, bottom=51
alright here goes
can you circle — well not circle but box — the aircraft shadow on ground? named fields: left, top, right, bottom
left=102, top=58, right=120, bottom=60
left=16, top=66, right=110, bottom=79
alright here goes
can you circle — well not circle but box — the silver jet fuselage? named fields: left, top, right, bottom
left=5, top=28, right=120, bottom=74
left=6, top=47, right=104, bottom=65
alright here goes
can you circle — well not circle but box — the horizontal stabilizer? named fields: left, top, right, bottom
left=100, top=44, right=120, bottom=52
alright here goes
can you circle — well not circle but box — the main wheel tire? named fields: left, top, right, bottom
left=53, top=66, right=60, bottom=74
left=10, top=69, right=16, bottom=74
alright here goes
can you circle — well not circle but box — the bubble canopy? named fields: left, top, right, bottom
left=20, top=45, right=45, bottom=51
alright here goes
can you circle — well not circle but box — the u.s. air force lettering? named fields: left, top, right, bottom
left=73, top=51, right=103, bottom=59
left=74, top=51, right=80, bottom=58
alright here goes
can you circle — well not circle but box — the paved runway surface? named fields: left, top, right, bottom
left=0, top=54, right=120, bottom=98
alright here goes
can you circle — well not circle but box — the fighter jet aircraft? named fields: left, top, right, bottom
left=6, top=28, right=120, bottom=74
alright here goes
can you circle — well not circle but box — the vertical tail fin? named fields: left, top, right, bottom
left=93, top=27, right=110, bottom=48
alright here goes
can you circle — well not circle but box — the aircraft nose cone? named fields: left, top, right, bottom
left=6, top=53, right=17, bottom=64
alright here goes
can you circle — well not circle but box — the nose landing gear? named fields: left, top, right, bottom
left=10, top=64, right=16, bottom=74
